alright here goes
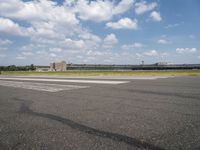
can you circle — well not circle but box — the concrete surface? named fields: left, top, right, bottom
left=0, top=76, right=200, bottom=150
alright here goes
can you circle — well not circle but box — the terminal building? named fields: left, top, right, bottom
left=50, top=61, right=67, bottom=71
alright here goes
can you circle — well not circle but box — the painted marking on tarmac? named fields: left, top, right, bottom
left=0, top=81, right=89, bottom=92
left=0, top=77, right=129, bottom=84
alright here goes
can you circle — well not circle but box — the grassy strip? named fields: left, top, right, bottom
left=1, top=70, right=200, bottom=76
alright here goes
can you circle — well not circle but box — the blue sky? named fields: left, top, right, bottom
left=0, top=0, right=199, bottom=65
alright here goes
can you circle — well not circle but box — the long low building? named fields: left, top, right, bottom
left=67, top=63, right=200, bottom=70
left=35, top=63, right=200, bottom=71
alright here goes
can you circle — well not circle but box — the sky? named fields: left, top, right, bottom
left=0, top=0, right=200, bottom=65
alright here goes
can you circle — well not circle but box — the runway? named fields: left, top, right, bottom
left=0, top=77, right=130, bottom=85
left=0, top=80, right=90, bottom=92
left=0, top=76, right=200, bottom=150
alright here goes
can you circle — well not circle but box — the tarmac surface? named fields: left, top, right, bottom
left=0, top=76, right=200, bottom=150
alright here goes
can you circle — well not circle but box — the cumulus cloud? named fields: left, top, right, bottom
left=0, top=17, right=30, bottom=36
left=0, top=0, right=82, bottom=40
left=76, top=0, right=134, bottom=22
left=113, top=0, right=134, bottom=15
left=144, top=50, right=168, bottom=57
left=144, top=50, right=158, bottom=56
left=16, top=45, right=35, bottom=60
left=106, top=18, right=138, bottom=29
left=0, top=0, right=169, bottom=64
left=0, top=39, right=12, bottom=46
left=49, top=53, right=57, bottom=58
left=0, top=0, right=105, bottom=63
left=158, top=38, right=170, bottom=44
left=165, top=23, right=180, bottom=29
left=61, top=39, right=86, bottom=50
left=0, top=54, right=7, bottom=58
left=176, top=48, right=197, bottom=54
left=0, top=0, right=79, bottom=25
left=0, top=47, right=8, bottom=51
left=16, top=55, right=26, bottom=60
left=103, top=33, right=118, bottom=49
left=135, top=1, right=157, bottom=14
left=136, top=53, right=143, bottom=59
left=49, top=48, right=63, bottom=53
left=150, top=11, right=162, bottom=22
left=122, top=42, right=143, bottom=49
left=21, top=51, right=33, bottom=56
left=80, top=49, right=137, bottom=64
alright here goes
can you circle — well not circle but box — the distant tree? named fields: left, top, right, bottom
left=8, top=65, right=17, bottom=71
left=30, top=64, right=36, bottom=71
left=0, top=64, right=36, bottom=71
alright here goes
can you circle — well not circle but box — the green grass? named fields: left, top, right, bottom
left=1, top=70, right=200, bottom=76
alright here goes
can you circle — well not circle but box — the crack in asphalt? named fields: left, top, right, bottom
left=16, top=99, right=166, bottom=150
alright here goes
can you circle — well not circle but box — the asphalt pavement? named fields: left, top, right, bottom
left=0, top=76, right=200, bottom=150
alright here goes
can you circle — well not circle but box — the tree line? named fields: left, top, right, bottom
left=0, top=64, right=36, bottom=71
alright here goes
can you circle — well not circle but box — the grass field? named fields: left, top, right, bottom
left=1, top=70, right=200, bottom=76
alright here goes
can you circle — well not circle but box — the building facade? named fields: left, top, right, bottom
left=50, top=61, right=67, bottom=71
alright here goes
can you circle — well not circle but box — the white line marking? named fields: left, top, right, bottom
left=13, top=75, right=173, bottom=80
left=0, top=77, right=129, bottom=84
left=0, top=81, right=89, bottom=92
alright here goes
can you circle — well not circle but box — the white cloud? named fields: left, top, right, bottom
left=61, top=39, right=86, bottom=50
left=79, top=32, right=101, bottom=43
left=0, top=0, right=105, bottom=61
left=21, top=51, right=33, bottom=56
left=0, top=0, right=79, bottom=25
left=103, top=33, right=118, bottom=49
left=135, top=1, right=157, bottom=14
left=0, top=0, right=24, bottom=18
left=0, top=0, right=81, bottom=40
left=49, top=48, right=63, bottom=53
left=106, top=18, right=138, bottom=29
left=0, top=54, right=7, bottom=58
left=0, top=17, right=28, bottom=36
left=176, top=48, right=197, bottom=54
left=36, top=50, right=47, bottom=55
left=76, top=0, right=134, bottom=22
left=0, top=39, right=12, bottom=46
left=158, top=39, right=170, bottom=44
left=165, top=23, right=179, bottom=29
left=0, top=47, right=8, bottom=51
left=136, top=53, right=143, bottom=59
left=144, top=50, right=158, bottom=56
left=16, top=55, right=26, bottom=60
left=76, top=0, right=113, bottom=21
left=122, top=42, right=143, bottom=49
left=144, top=50, right=168, bottom=57
left=150, top=11, right=162, bottom=22
left=78, top=32, right=102, bottom=50
left=16, top=45, right=34, bottom=60
left=0, top=0, right=174, bottom=65
left=113, top=0, right=134, bottom=15
left=104, top=34, right=118, bottom=44
left=20, top=44, right=37, bottom=52
left=49, top=53, right=57, bottom=58
left=86, top=50, right=104, bottom=57
left=81, top=49, right=137, bottom=64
